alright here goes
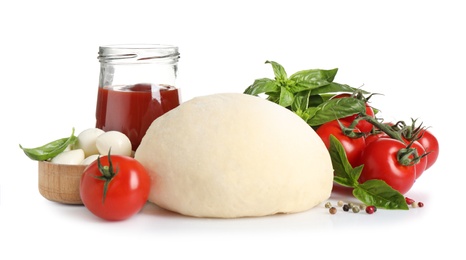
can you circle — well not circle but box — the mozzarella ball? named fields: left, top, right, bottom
left=80, top=154, right=100, bottom=165
left=75, top=128, right=105, bottom=157
left=96, top=131, right=132, bottom=156
left=51, top=149, right=85, bottom=165
left=63, top=144, right=73, bottom=152
left=135, top=93, right=333, bottom=218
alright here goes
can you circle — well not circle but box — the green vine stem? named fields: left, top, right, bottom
left=360, top=115, right=404, bottom=142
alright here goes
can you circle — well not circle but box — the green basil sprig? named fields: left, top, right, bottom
left=244, top=60, right=368, bottom=127
left=19, top=128, right=77, bottom=161
left=329, top=135, right=409, bottom=210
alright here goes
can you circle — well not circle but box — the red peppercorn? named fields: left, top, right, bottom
left=405, top=197, right=415, bottom=205
left=365, top=205, right=377, bottom=214
left=418, top=202, right=424, bottom=207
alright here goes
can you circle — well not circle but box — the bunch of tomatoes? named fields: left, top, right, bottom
left=316, top=93, right=439, bottom=195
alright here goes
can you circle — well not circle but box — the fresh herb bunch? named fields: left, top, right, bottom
left=244, top=60, right=369, bottom=128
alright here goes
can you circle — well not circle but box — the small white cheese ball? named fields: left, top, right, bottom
left=63, top=144, right=73, bottom=152
left=80, top=154, right=100, bottom=165
left=51, top=149, right=85, bottom=165
left=75, top=128, right=105, bottom=157
left=96, top=131, right=132, bottom=156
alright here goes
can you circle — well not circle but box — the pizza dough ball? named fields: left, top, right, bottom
left=135, top=93, right=333, bottom=218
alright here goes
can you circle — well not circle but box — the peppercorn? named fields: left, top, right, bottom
left=352, top=206, right=360, bottom=213
left=365, top=205, right=377, bottom=214
left=324, top=202, right=332, bottom=208
left=405, top=197, right=415, bottom=205
left=329, top=207, right=337, bottom=214
left=418, top=202, right=424, bottom=207
left=337, top=200, right=344, bottom=207
left=342, top=204, right=350, bottom=212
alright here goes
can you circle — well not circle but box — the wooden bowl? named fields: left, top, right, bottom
left=38, top=161, right=87, bottom=205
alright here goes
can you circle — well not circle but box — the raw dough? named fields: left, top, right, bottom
left=135, top=93, right=333, bottom=218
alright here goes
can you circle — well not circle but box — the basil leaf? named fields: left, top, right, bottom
left=266, top=94, right=280, bottom=104
left=317, top=93, right=335, bottom=103
left=19, top=128, right=77, bottom=161
left=291, top=90, right=312, bottom=112
left=279, top=86, right=294, bottom=107
left=353, top=180, right=409, bottom=210
left=266, top=60, right=287, bottom=81
left=307, top=97, right=366, bottom=126
left=310, top=82, right=368, bottom=95
left=289, top=68, right=338, bottom=85
left=297, top=82, right=330, bottom=93
left=329, top=135, right=361, bottom=187
left=309, top=94, right=325, bottom=106
left=244, top=78, right=279, bottom=95
left=289, top=81, right=324, bottom=93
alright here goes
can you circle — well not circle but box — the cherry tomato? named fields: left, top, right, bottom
left=316, top=120, right=366, bottom=168
left=407, top=140, right=427, bottom=179
left=80, top=154, right=151, bottom=221
left=417, top=129, right=439, bottom=170
left=331, top=93, right=375, bottom=133
left=365, top=133, right=427, bottom=179
left=364, top=132, right=388, bottom=146
left=359, top=138, right=416, bottom=195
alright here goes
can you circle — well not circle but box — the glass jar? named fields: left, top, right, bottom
left=95, top=44, right=180, bottom=150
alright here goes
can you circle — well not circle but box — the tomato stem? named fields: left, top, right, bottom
left=361, top=115, right=404, bottom=142
left=396, top=147, right=418, bottom=166
left=93, top=149, right=119, bottom=204
left=360, top=114, right=427, bottom=167
left=337, top=120, right=365, bottom=139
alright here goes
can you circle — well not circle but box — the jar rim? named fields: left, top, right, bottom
left=99, top=43, right=178, bottom=50
left=98, top=44, right=179, bottom=62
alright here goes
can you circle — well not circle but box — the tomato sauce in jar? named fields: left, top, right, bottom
left=95, top=83, right=180, bottom=150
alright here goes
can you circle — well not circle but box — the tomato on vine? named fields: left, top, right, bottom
left=407, top=140, right=427, bottom=179
left=364, top=132, right=388, bottom=146
left=417, top=129, right=439, bottom=170
left=365, top=131, right=428, bottom=179
left=359, top=138, right=417, bottom=195
left=80, top=152, right=151, bottom=221
left=397, top=120, right=439, bottom=171
left=316, top=119, right=365, bottom=168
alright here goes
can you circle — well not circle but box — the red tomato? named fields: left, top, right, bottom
left=407, top=140, right=427, bottom=179
left=364, top=132, right=388, bottom=146
left=366, top=133, right=427, bottom=179
left=359, top=138, right=416, bottom=195
left=80, top=154, right=151, bottom=221
left=331, top=93, right=375, bottom=133
left=316, top=120, right=366, bottom=168
left=417, top=129, right=439, bottom=170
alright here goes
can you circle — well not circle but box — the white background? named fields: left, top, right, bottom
left=1, top=0, right=463, bottom=259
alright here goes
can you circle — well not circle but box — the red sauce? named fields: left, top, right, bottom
left=95, top=83, right=180, bottom=150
